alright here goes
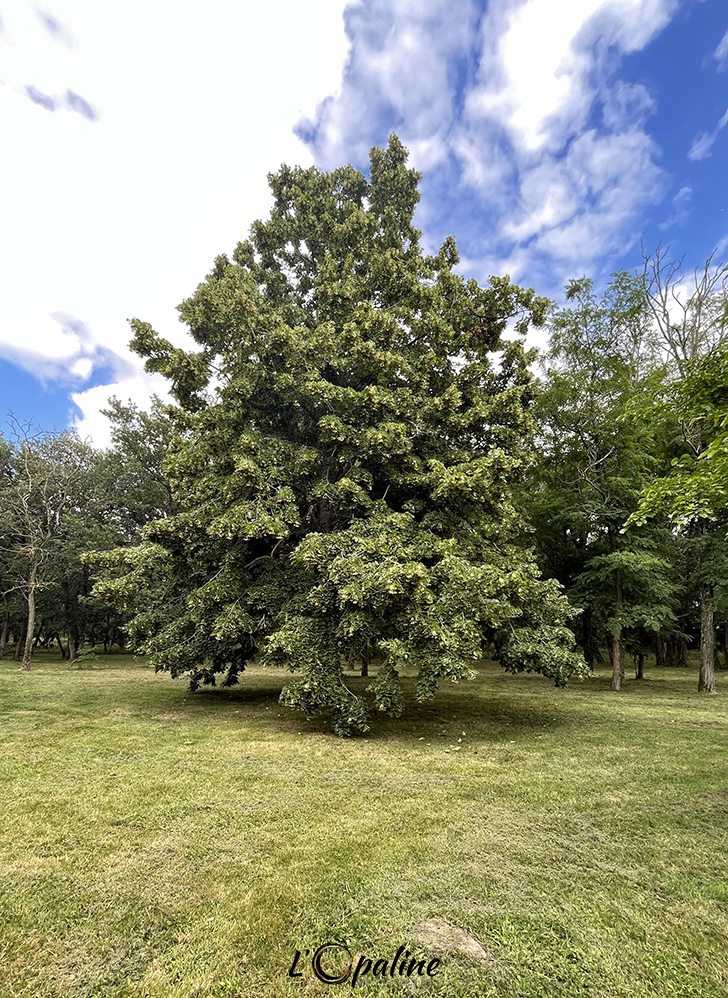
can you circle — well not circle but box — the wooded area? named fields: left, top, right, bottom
left=2, top=137, right=727, bottom=732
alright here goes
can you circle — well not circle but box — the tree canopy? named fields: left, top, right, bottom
left=93, top=135, right=586, bottom=734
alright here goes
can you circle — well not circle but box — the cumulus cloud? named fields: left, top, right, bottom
left=0, top=315, right=82, bottom=380
left=1, top=0, right=350, bottom=443
left=0, top=311, right=130, bottom=386
left=72, top=373, right=171, bottom=449
left=302, top=0, right=678, bottom=289
left=71, top=357, right=93, bottom=379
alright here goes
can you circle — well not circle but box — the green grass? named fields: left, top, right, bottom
left=2, top=653, right=728, bottom=997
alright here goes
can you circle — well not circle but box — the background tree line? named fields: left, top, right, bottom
left=0, top=399, right=174, bottom=667
left=2, top=262, right=725, bottom=688
left=526, top=251, right=728, bottom=695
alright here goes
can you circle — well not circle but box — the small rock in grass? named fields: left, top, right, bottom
left=411, top=919, right=493, bottom=963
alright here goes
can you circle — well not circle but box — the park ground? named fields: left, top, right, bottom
left=1, top=653, right=728, bottom=998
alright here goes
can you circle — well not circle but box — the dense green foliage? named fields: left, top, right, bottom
left=630, top=345, right=728, bottom=526
left=525, top=275, right=681, bottom=687
left=2, top=139, right=727, bottom=715
left=96, top=136, right=585, bottom=735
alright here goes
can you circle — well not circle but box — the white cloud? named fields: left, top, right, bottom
left=688, top=108, right=728, bottom=161
left=0, top=314, right=82, bottom=377
left=0, top=0, right=689, bottom=438
left=303, top=0, right=677, bottom=289
left=715, top=232, right=728, bottom=257
left=658, top=185, right=692, bottom=231
left=715, top=28, right=728, bottom=68
left=71, top=357, right=93, bottom=379
left=458, top=0, right=673, bottom=277
left=71, top=372, right=171, bottom=448
left=0, top=0, right=350, bottom=442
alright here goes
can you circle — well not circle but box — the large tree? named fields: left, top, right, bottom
left=95, top=136, right=586, bottom=734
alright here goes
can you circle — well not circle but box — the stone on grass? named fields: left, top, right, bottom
left=411, top=919, right=492, bottom=963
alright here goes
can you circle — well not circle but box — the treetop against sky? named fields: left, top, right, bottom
left=1, top=0, right=727, bottom=439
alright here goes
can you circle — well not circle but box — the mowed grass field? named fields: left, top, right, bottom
left=1, top=653, right=728, bottom=998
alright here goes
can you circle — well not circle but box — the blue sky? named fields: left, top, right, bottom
left=1, top=0, right=727, bottom=443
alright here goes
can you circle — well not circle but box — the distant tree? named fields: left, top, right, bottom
left=92, top=135, right=586, bottom=735
left=628, top=247, right=728, bottom=692
left=629, top=345, right=728, bottom=692
left=643, top=245, right=728, bottom=372
left=527, top=273, right=679, bottom=690
left=97, top=396, right=177, bottom=538
left=0, top=423, right=89, bottom=670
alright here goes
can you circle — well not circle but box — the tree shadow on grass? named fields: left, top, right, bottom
left=181, top=668, right=568, bottom=743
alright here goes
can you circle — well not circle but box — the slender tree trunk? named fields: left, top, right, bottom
left=21, top=556, right=39, bottom=672
left=582, top=607, right=596, bottom=670
left=610, top=567, right=623, bottom=691
left=13, top=622, right=26, bottom=661
left=635, top=651, right=645, bottom=680
left=361, top=651, right=369, bottom=678
left=678, top=639, right=687, bottom=668
left=103, top=610, right=111, bottom=654
left=55, top=633, right=68, bottom=659
left=699, top=583, right=716, bottom=692
left=656, top=637, right=666, bottom=668
left=68, top=628, right=78, bottom=662
left=0, top=597, right=8, bottom=660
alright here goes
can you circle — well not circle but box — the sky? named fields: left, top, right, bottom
left=1, top=0, right=727, bottom=445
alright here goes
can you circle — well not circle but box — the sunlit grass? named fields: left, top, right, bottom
left=2, top=652, right=727, bottom=996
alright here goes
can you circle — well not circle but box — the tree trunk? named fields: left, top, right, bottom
left=666, top=638, right=675, bottom=667
left=656, top=637, right=666, bottom=668
left=610, top=567, right=623, bottom=691
left=68, top=628, right=78, bottom=662
left=55, top=633, right=68, bottom=659
left=582, top=607, right=597, bottom=670
left=13, top=622, right=26, bottom=661
left=361, top=652, right=369, bottom=678
left=635, top=651, right=645, bottom=680
left=21, top=556, right=39, bottom=672
left=0, top=597, right=8, bottom=660
left=699, top=583, right=716, bottom=692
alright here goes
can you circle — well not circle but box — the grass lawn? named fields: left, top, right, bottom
left=1, top=653, right=728, bottom=997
